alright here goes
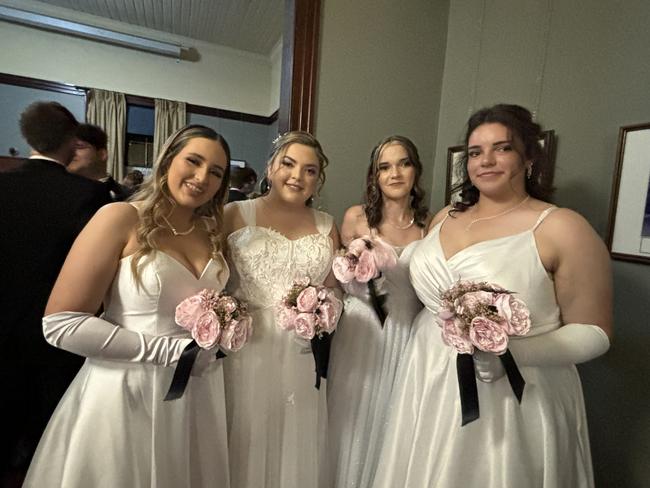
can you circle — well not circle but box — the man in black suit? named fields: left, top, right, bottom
left=0, top=102, right=111, bottom=482
left=228, top=165, right=258, bottom=202
left=68, top=123, right=133, bottom=202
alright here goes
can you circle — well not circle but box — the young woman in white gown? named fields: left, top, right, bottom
left=372, top=104, right=613, bottom=488
left=24, top=125, right=233, bottom=488
left=223, top=131, right=341, bottom=488
left=327, top=135, right=430, bottom=488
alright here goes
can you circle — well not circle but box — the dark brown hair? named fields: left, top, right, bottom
left=452, top=104, right=554, bottom=213
left=364, top=135, right=428, bottom=229
left=19, top=101, right=79, bottom=154
left=76, top=123, right=108, bottom=150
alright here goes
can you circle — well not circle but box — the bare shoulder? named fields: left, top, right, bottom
left=341, top=204, right=369, bottom=244
left=537, top=207, right=601, bottom=243
left=224, top=201, right=246, bottom=234
left=89, top=202, right=139, bottom=232
left=428, top=205, right=452, bottom=231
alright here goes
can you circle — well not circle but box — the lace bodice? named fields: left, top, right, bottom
left=226, top=199, right=335, bottom=309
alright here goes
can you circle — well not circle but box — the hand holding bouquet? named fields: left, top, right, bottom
left=437, top=280, right=530, bottom=426
left=165, top=289, right=252, bottom=401
left=276, top=277, right=342, bottom=339
left=437, top=281, right=531, bottom=355
left=276, top=277, right=343, bottom=389
left=332, top=236, right=398, bottom=324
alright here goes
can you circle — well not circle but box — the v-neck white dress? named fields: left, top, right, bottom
left=24, top=251, right=231, bottom=488
left=224, top=199, right=335, bottom=488
left=372, top=208, right=594, bottom=488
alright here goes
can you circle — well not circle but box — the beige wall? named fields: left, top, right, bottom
left=0, top=1, right=280, bottom=115
left=315, top=0, right=450, bottom=222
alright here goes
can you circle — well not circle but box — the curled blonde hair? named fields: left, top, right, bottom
left=129, top=125, right=231, bottom=284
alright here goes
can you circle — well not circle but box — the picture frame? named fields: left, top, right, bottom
left=606, top=122, right=650, bottom=264
left=445, top=130, right=557, bottom=204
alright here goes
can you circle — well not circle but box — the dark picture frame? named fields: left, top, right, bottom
left=445, top=130, right=557, bottom=205
left=606, top=122, right=650, bottom=264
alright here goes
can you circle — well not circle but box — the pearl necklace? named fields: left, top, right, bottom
left=161, top=215, right=195, bottom=236
left=465, top=196, right=530, bottom=231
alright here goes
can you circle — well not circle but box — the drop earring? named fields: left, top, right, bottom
left=526, top=164, right=533, bottom=180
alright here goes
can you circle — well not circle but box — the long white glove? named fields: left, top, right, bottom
left=43, top=311, right=194, bottom=367
left=474, top=323, right=610, bottom=383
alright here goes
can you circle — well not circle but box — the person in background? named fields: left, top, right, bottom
left=228, top=165, right=258, bottom=202
left=0, top=101, right=110, bottom=487
left=122, top=169, right=145, bottom=194
left=68, top=123, right=133, bottom=202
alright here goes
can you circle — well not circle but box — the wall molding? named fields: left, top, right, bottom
left=0, top=72, right=278, bottom=125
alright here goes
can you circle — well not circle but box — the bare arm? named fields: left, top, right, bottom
left=340, top=205, right=369, bottom=246
left=43, top=203, right=194, bottom=366
left=223, top=201, right=246, bottom=237
left=46, top=202, right=137, bottom=315
left=538, top=209, right=613, bottom=337
left=324, top=222, right=343, bottom=292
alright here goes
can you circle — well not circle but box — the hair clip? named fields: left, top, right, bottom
left=272, top=132, right=289, bottom=146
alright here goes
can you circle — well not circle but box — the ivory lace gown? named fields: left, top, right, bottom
left=372, top=208, right=594, bottom=488
left=24, top=251, right=231, bottom=488
left=224, top=199, right=335, bottom=488
left=327, top=236, right=423, bottom=488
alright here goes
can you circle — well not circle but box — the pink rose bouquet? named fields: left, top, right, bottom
left=437, top=280, right=531, bottom=355
left=332, top=236, right=398, bottom=324
left=175, top=288, right=252, bottom=352
left=437, top=280, right=530, bottom=426
left=276, top=277, right=343, bottom=339
left=332, top=236, right=398, bottom=284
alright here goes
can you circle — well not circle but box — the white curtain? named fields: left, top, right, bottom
left=153, top=99, right=187, bottom=161
left=86, top=89, right=126, bottom=181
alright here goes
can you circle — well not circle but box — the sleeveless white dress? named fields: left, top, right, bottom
left=327, top=234, right=423, bottom=488
left=24, top=251, right=231, bottom=488
left=372, top=208, right=594, bottom=488
left=224, top=199, right=335, bottom=488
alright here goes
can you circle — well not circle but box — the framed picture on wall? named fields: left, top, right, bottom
left=606, top=122, right=650, bottom=264
left=445, top=130, right=557, bottom=204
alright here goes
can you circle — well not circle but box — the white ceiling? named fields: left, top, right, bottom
left=31, top=0, right=284, bottom=55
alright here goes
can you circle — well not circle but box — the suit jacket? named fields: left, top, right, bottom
left=102, top=175, right=133, bottom=202
left=228, top=188, right=248, bottom=202
left=0, top=158, right=111, bottom=469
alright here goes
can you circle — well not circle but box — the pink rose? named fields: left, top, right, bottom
left=318, top=300, right=342, bottom=333
left=296, top=286, right=319, bottom=313
left=347, top=237, right=370, bottom=257
left=460, top=291, right=494, bottom=313
left=217, top=295, right=238, bottom=315
left=441, top=317, right=473, bottom=354
left=220, top=315, right=252, bottom=352
left=506, top=298, right=531, bottom=336
left=372, top=239, right=398, bottom=270
left=294, top=312, right=317, bottom=340
left=276, top=306, right=299, bottom=331
left=175, top=295, right=205, bottom=331
left=437, top=307, right=455, bottom=321
left=469, top=316, right=509, bottom=355
left=355, top=250, right=378, bottom=282
left=191, top=310, right=222, bottom=349
left=332, top=255, right=357, bottom=283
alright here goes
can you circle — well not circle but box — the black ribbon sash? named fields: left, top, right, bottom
left=456, top=348, right=525, bottom=426
left=367, top=277, right=388, bottom=326
left=311, top=332, right=333, bottom=390
left=164, top=341, right=227, bottom=401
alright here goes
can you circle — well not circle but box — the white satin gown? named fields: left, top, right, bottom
left=224, top=199, right=335, bottom=488
left=24, top=251, right=231, bottom=488
left=372, top=207, right=594, bottom=488
left=327, top=236, right=423, bottom=488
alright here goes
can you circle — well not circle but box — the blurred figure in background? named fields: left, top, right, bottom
left=68, top=124, right=132, bottom=202
left=0, top=101, right=110, bottom=486
left=122, top=169, right=145, bottom=194
left=228, top=165, right=258, bottom=202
